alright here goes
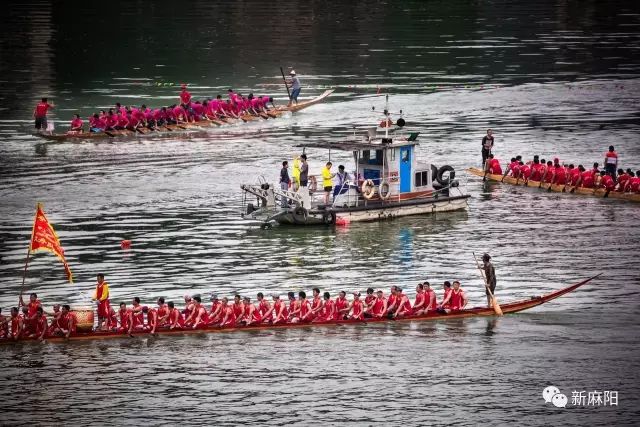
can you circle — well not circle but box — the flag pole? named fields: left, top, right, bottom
left=20, top=203, right=40, bottom=306
left=19, top=248, right=31, bottom=306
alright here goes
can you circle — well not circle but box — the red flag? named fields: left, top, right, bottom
left=29, top=203, right=73, bottom=283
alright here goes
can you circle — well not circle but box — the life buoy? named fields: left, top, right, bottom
left=309, top=176, right=317, bottom=192
left=436, top=165, right=456, bottom=186
left=361, top=179, right=375, bottom=199
left=378, top=181, right=391, bottom=200
left=430, top=164, right=438, bottom=183
left=379, top=118, right=393, bottom=128
left=322, top=211, right=336, bottom=225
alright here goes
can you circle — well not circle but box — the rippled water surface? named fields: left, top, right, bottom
left=1, top=1, right=640, bottom=425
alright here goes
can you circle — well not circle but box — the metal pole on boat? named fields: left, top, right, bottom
left=18, top=247, right=31, bottom=306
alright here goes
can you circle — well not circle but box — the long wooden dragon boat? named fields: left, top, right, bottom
left=468, top=167, right=640, bottom=203
left=3, top=275, right=597, bottom=345
left=37, top=89, right=334, bottom=142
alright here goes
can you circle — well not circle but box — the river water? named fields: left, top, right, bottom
left=1, top=1, right=639, bottom=425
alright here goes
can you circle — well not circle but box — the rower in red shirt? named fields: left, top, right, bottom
left=423, top=283, right=437, bottom=313
left=92, top=273, right=111, bottom=331
left=156, top=297, right=169, bottom=326
left=183, top=295, right=195, bottom=318
left=240, top=296, right=261, bottom=326
left=603, top=145, right=618, bottom=177
left=364, top=288, right=376, bottom=316
left=615, top=169, right=630, bottom=192
left=309, top=288, right=323, bottom=320
left=167, top=301, right=184, bottom=329
left=440, top=281, right=467, bottom=312
left=185, top=296, right=208, bottom=329
left=287, top=292, right=300, bottom=321
left=270, top=294, right=288, bottom=324
left=552, top=163, right=567, bottom=186
left=232, top=295, right=244, bottom=322
left=385, top=286, right=400, bottom=317
left=528, top=156, right=544, bottom=182
left=519, top=162, right=531, bottom=181
left=393, top=288, right=412, bottom=318
left=29, top=306, right=48, bottom=341
left=334, top=291, right=350, bottom=320
left=19, top=292, right=41, bottom=336
left=297, top=291, right=312, bottom=323
left=485, top=154, right=502, bottom=175
left=208, top=295, right=224, bottom=325
left=627, top=171, right=640, bottom=193
left=218, top=298, right=236, bottom=327
left=9, top=307, right=24, bottom=340
left=46, top=304, right=64, bottom=336
left=256, top=293, right=271, bottom=323
left=69, top=114, right=83, bottom=133
left=0, top=308, right=9, bottom=339
left=118, top=302, right=132, bottom=334
left=597, top=170, right=615, bottom=192
left=59, top=305, right=77, bottom=338
left=439, top=281, right=452, bottom=311
left=370, top=290, right=387, bottom=318
left=314, top=292, right=335, bottom=322
left=348, top=293, right=365, bottom=320
left=412, top=283, right=426, bottom=314
left=130, top=297, right=144, bottom=331
left=143, top=306, right=158, bottom=334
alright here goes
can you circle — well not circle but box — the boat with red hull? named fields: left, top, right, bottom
left=3, top=275, right=597, bottom=345
left=36, top=89, right=334, bottom=142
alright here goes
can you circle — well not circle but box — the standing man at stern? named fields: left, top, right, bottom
left=481, top=129, right=494, bottom=167
left=482, top=254, right=497, bottom=308
left=287, top=70, right=302, bottom=107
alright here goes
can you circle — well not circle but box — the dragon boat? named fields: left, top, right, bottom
left=468, top=167, right=640, bottom=203
left=36, top=89, right=334, bottom=142
left=2, top=276, right=597, bottom=345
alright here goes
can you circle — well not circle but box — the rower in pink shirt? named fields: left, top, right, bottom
left=69, top=114, right=83, bottom=133
left=173, top=105, right=187, bottom=122
left=191, top=102, right=204, bottom=121
left=116, top=112, right=129, bottom=130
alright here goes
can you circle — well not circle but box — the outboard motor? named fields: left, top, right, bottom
left=246, top=203, right=256, bottom=215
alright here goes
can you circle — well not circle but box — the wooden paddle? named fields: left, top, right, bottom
left=473, top=252, right=503, bottom=316
left=280, top=66, right=292, bottom=100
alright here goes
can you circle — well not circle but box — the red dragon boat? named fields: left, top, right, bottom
left=468, top=167, right=640, bottom=203
left=3, top=275, right=597, bottom=345
left=37, top=89, right=334, bottom=142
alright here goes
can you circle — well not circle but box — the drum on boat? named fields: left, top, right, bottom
left=71, top=307, right=95, bottom=332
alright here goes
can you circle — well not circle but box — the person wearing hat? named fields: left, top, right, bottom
left=287, top=70, right=301, bottom=107
left=482, top=254, right=497, bottom=308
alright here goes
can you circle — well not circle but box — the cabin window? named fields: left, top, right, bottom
left=401, top=150, right=410, bottom=163
left=415, top=171, right=429, bottom=187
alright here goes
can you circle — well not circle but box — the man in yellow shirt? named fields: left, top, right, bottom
left=92, top=273, right=111, bottom=330
left=321, top=162, right=335, bottom=205
left=292, top=156, right=301, bottom=190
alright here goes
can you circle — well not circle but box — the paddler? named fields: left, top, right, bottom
left=69, top=114, right=83, bottom=133
left=348, top=292, right=365, bottom=320
left=185, top=295, right=208, bottom=329
left=271, top=294, right=288, bottom=324
left=423, top=283, right=437, bottom=313
left=0, top=308, right=9, bottom=339
left=392, top=288, right=412, bottom=318
left=485, top=154, right=502, bottom=175
left=208, top=295, right=223, bottom=326
left=118, top=302, right=132, bottom=333
left=438, top=281, right=452, bottom=312
left=60, top=305, right=77, bottom=338
left=597, top=170, right=616, bottom=193
left=10, top=307, right=24, bottom=340
left=314, top=292, right=334, bottom=322
left=482, top=254, right=497, bottom=308
left=440, top=281, right=467, bottom=312
left=256, top=292, right=271, bottom=321
left=287, top=70, right=302, bottom=107
left=92, top=273, right=111, bottom=331
left=385, top=286, right=400, bottom=317
left=30, top=306, right=48, bottom=341
left=310, top=288, right=323, bottom=320
left=412, top=283, right=426, bottom=314
left=241, top=296, right=261, bottom=326
left=297, top=291, right=312, bottom=323
left=334, top=291, right=350, bottom=320
left=143, top=306, right=158, bottom=334
left=218, top=297, right=236, bottom=327
left=370, top=290, right=387, bottom=318
left=156, top=297, right=169, bottom=326
left=167, top=301, right=184, bottom=329
left=130, top=297, right=144, bottom=332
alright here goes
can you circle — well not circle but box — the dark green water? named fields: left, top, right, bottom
left=1, top=1, right=639, bottom=425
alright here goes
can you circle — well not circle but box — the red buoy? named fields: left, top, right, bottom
left=120, top=240, right=132, bottom=249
